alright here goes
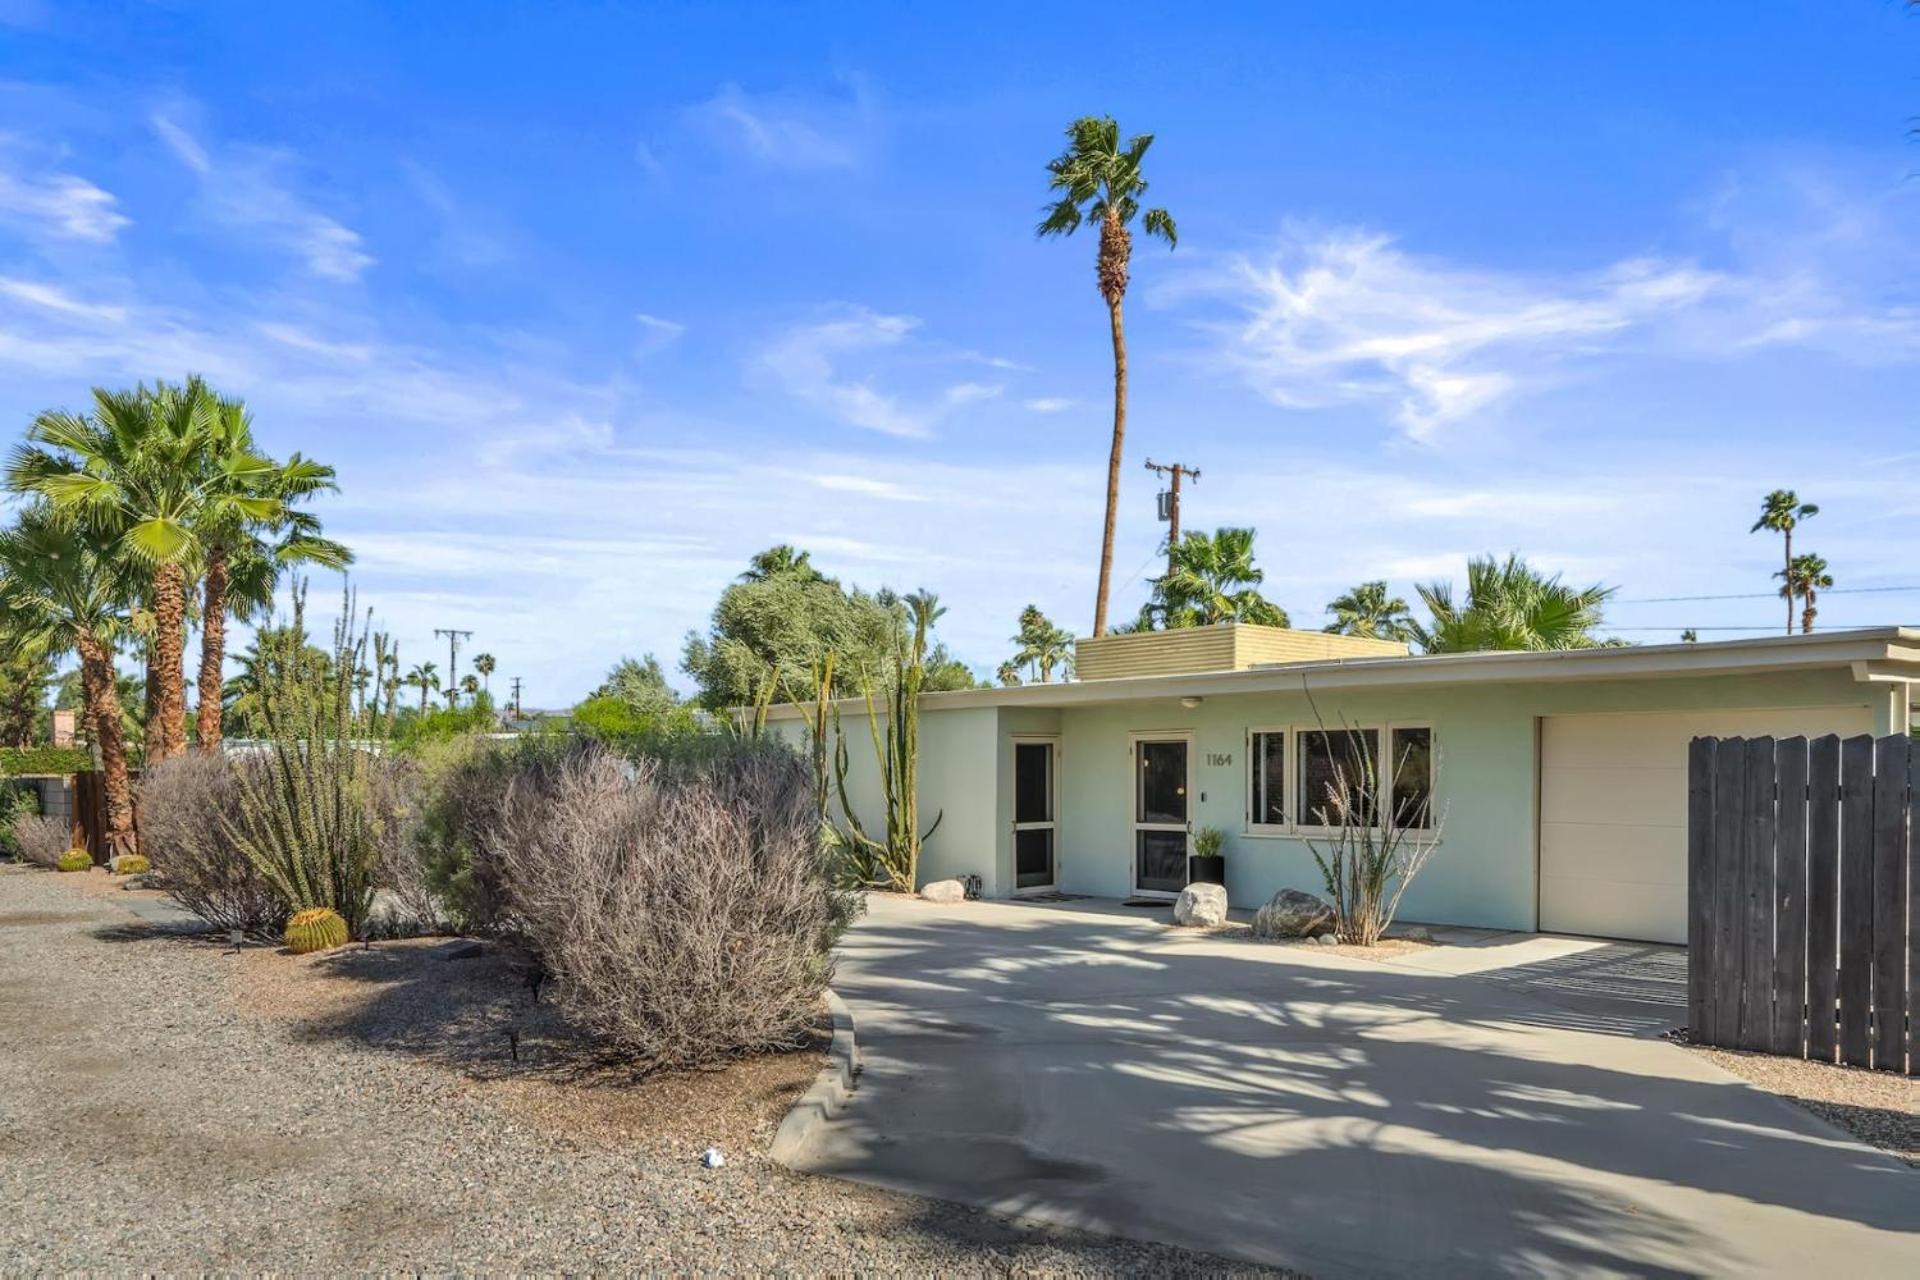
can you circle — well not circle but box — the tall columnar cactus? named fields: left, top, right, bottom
left=835, top=592, right=944, bottom=892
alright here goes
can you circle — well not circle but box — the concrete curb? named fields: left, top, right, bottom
left=768, top=987, right=861, bottom=1167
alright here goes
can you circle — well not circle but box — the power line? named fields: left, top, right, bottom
left=1617, top=585, right=1920, bottom=604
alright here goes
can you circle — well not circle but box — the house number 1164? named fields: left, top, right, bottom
left=1206, top=752, right=1233, bottom=767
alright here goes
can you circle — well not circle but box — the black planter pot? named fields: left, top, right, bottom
left=1188, top=854, right=1226, bottom=886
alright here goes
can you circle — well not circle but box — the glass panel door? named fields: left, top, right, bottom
left=1013, top=740, right=1056, bottom=890
left=1133, top=738, right=1190, bottom=894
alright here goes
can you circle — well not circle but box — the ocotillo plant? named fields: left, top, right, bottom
left=782, top=651, right=838, bottom=827
left=835, top=592, right=944, bottom=892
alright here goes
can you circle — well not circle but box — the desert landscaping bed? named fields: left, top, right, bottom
left=0, top=866, right=1270, bottom=1274
left=1685, top=1041, right=1917, bottom=1167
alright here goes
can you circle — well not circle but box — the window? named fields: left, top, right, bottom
left=1297, top=728, right=1380, bottom=828
left=1389, top=726, right=1434, bottom=830
left=1249, top=732, right=1286, bottom=827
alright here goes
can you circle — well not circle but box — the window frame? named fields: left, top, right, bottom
left=1245, top=727, right=1291, bottom=834
left=1384, top=722, right=1436, bottom=833
left=1240, top=721, right=1437, bottom=837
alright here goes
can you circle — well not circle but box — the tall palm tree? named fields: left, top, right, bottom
left=1778, top=553, right=1834, bottom=634
left=1010, top=604, right=1075, bottom=682
left=192, top=395, right=348, bottom=754
left=472, top=651, right=496, bottom=693
left=1751, top=490, right=1818, bottom=636
left=9, top=378, right=261, bottom=761
left=0, top=510, right=137, bottom=855
left=459, top=672, right=480, bottom=700
left=1144, top=527, right=1287, bottom=629
left=405, top=662, right=439, bottom=714
left=1411, top=555, right=1615, bottom=653
left=1323, top=581, right=1415, bottom=642
left=1037, top=115, right=1176, bottom=638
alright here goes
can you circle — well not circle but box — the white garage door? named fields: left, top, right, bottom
left=1538, top=706, right=1873, bottom=944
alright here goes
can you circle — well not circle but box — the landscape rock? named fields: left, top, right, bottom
left=919, top=879, right=966, bottom=904
left=1251, top=888, right=1335, bottom=940
left=1316, top=933, right=1340, bottom=946
left=1172, top=882, right=1228, bottom=928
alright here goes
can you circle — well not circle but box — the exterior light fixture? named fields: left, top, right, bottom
left=1180, top=696, right=1204, bottom=709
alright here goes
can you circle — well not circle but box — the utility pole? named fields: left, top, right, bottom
left=509, top=676, right=523, bottom=720
left=433, top=628, right=473, bottom=708
left=1144, top=458, right=1200, bottom=574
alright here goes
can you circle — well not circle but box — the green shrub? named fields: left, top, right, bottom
left=1192, top=826, right=1225, bottom=859
left=112, top=853, right=150, bottom=876
left=0, top=746, right=92, bottom=777
left=0, top=784, right=40, bottom=860
left=284, top=907, right=349, bottom=954
left=55, top=848, right=91, bottom=872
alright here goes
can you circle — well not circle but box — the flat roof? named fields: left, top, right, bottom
left=762, top=626, right=1920, bottom=719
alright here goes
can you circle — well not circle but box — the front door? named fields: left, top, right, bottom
left=1133, top=736, right=1191, bottom=895
left=1012, top=739, right=1057, bottom=891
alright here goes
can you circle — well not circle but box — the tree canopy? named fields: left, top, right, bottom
left=1134, top=526, right=1288, bottom=630
left=1410, top=555, right=1617, bottom=653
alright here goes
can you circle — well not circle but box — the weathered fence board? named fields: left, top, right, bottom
left=1771, top=737, right=1808, bottom=1058
left=1689, top=732, right=1911, bottom=1075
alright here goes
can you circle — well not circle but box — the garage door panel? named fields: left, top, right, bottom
left=1538, top=705, right=1872, bottom=945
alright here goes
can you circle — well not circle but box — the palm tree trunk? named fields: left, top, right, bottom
left=77, top=633, right=136, bottom=859
left=195, top=547, right=228, bottom=754
left=1802, top=590, right=1816, bottom=634
left=1094, top=294, right=1128, bottom=638
left=1783, top=529, right=1794, bottom=636
left=150, top=561, right=188, bottom=760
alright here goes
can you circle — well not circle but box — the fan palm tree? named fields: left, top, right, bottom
left=1778, top=553, right=1834, bottom=634
left=0, top=510, right=137, bottom=855
left=1411, top=555, right=1615, bottom=653
left=472, top=651, right=496, bottom=693
left=404, top=662, right=439, bottom=713
left=8, top=378, right=275, bottom=761
left=1037, top=115, right=1176, bottom=638
left=1323, top=581, right=1415, bottom=642
left=739, top=544, right=822, bottom=583
left=193, top=395, right=349, bottom=753
left=459, top=672, right=480, bottom=699
left=1010, top=604, right=1075, bottom=682
left=1144, top=527, right=1288, bottom=629
left=1750, top=490, right=1818, bottom=636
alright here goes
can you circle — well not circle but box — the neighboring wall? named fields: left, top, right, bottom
left=1051, top=667, right=1880, bottom=932
left=1075, top=625, right=1406, bottom=681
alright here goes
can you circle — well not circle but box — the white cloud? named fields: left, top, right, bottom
left=0, top=276, right=127, bottom=323
left=680, top=79, right=876, bottom=172
left=0, top=166, right=130, bottom=241
left=756, top=306, right=1001, bottom=438
left=811, top=473, right=925, bottom=502
left=1024, top=396, right=1075, bottom=413
left=151, top=112, right=374, bottom=282
left=257, top=321, right=372, bottom=362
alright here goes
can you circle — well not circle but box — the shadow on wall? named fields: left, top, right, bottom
left=807, top=908, right=1913, bottom=1276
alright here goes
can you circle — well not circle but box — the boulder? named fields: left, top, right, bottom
left=1172, top=881, right=1229, bottom=928
left=1252, top=889, right=1335, bottom=940
left=1316, top=933, right=1340, bottom=946
left=919, top=878, right=967, bottom=904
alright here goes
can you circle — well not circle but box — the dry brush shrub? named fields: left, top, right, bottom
left=136, top=753, right=288, bottom=938
left=483, top=741, right=858, bottom=1071
left=11, top=814, right=71, bottom=869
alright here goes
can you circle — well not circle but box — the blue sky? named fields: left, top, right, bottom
left=2, top=1, right=1918, bottom=704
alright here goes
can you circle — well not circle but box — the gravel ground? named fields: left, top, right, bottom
left=0, top=866, right=1276, bottom=1274
left=1687, top=1042, right=1917, bottom=1166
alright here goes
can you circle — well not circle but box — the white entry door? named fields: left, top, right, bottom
left=1132, top=735, right=1192, bottom=896
left=1538, top=705, right=1873, bottom=943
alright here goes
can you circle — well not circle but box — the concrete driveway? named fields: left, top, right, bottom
left=785, top=894, right=1919, bottom=1277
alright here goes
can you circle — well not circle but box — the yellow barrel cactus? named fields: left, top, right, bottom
left=113, top=854, right=150, bottom=876
left=284, top=907, right=349, bottom=954
left=55, top=849, right=91, bottom=872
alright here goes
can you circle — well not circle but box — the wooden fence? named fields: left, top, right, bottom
left=1687, top=734, right=1914, bottom=1075
left=72, top=769, right=140, bottom=863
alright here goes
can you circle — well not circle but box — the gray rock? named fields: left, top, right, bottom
left=1171, top=882, right=1228, bottom=928
left=1251, top=888, right=1335, bottom=940
left=919, top=879, right=966, bottom=904
left=1316, top=933, right=1340, bottom=946
left=120, top=874, right=158, bottom=891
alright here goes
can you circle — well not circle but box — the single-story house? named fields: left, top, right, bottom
left=774, top=624, right=1920, bottom=944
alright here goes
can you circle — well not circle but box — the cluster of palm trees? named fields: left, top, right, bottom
left=1752, top=490, right=1833, bottom=634
left=1001, top=605, right=1074, bottom=685
left=0, top=377, right=347, bottom=855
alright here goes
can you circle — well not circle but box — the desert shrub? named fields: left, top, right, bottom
left=55, top=848, right=91, bottom=872
left=481, top=740, right=858, bottom=1070
left=408, top=734, right=523, bottom=935
left=284, top=907, right=349, bottom=954
left=11, top=814, right=70, bottom=869
left=136, top=753, right=287, bottom=938
left=0, top=784, right=40, bottom=860
left=1301, top=728, right=1444, bottom=946
left=111, top=853, right=150, bottom=876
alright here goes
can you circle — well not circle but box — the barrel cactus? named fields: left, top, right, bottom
left=284, top=907, right=349, bottom=954
left=55, top=849, right=91, bottom=872
left=112, top=854, right=150, bottom=876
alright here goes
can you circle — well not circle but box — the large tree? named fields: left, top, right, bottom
left=0, top=646, right=53, bottom=747
left=1778, top=552, right=1833, bottom=634
left=1137, top=526, right=1288, bottom=630
left=1037, top=116, right=1176, bottom=638
left=1009, top=605, right=1074, bottom=682
left=1750, top=490, right=1817, bottom=637
left=1411, top=555, right=1616, bottom=653
left=0, top=510, right=137, bottom=855
left=1323, top=581, right=1415, bottom=642
left=593, top=655, right=679, bottom=716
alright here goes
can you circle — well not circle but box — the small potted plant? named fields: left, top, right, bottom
left=1188, top=826, right=1226, bottom=887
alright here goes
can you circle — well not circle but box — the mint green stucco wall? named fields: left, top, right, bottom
left=783, top=666, right=1881, bottom=926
